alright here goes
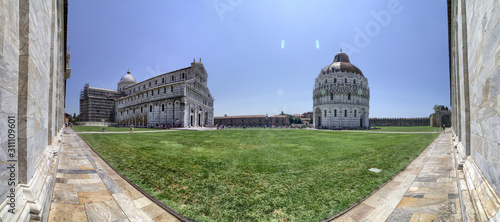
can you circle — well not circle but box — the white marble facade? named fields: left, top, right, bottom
left=313, top=51, right=370, bottom=129
left=449, top=0, right=500, bottom=220
left=115, top=59, right=214, bottom=127
left=0, top=0, right=69, bottom=220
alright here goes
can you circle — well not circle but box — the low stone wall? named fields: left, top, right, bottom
left=369, top=118, right=430, bottom=126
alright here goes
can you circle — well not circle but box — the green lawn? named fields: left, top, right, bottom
left=72, top=125, right=168, bottom=132
left=79, top=129, right=438, bottom=221
left=371, top=126, right=441, bottom=132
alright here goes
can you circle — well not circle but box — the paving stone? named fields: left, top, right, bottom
left=84, top=200, right=129, bottom=221
left=403, top=193, right=424, bottom=198
left=153, top=213, right=182, bottom=222
left=142, top=203, right=166, bottom=219
left=73, top=183, right=107, bottom=192
left=52, top=183, right=79, bottom=205
left=409, top=212, right=437, bottom=222
left=78, top=190, right=114, bottom=204
left=134, top=197, right=154, bottom=209
left=386, top=209, right=413, bottom=222
left=122, top=184, right=146, bottom=200
left=48, top=203, right=87, bottom=222
left=346, top=203, right=374, bottom=221
left=113, top=193, right=153, bottom=222
left=82, top=173, right=100, bottom=179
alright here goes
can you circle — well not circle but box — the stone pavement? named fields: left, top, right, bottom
left=47, top=129, right=181, bottom=222
left=333, top=129, right=461, bottom=222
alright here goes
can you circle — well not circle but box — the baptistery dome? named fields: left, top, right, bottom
left=321, top=51, right=363, bottom=76
left=313, top=51, right=370, bottom=129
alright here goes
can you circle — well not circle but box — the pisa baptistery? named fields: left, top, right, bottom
left=313, top=51, right=370, bottom=129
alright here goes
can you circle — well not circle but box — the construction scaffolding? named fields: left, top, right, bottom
left=80, top=83, right=122, bottom=122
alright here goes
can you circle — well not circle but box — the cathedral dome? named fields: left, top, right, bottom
left=119, top=71, right=137, bottom=84
left=117, top=70, right=137, bottom=91
left=322, top=51, right=363, bottom=76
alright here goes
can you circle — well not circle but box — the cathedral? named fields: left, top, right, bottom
left=80, top=59, right=214, bottom=127
left=313, top=51, right=370, bottom=129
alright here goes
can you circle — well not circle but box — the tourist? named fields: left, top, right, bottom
left=130, top=124, right=134, bottom=132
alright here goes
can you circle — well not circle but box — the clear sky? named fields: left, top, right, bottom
left=66, top=0, right=450, bottom=118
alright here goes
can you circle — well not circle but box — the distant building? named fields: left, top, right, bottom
left=79, top=59, right=214, bottom=127
left=313, top=51, right=370, bottom=129
left=429, top=110, right=451, bottom=127
left=79, top=83, right=122, bottom=122
left=214, top=115, right=290, bottom=127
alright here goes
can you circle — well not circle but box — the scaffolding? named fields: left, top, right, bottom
left=80, top=83, right=122, bottom=122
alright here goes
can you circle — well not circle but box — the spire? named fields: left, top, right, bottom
left=340, top=48, right=342, bottom=52
left=127, top=69, right=130, bottom=74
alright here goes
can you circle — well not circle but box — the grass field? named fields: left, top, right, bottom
left=72, top=125, right=168, bottom=132
left=79, top=129, right=438, bottom=221
left=371, top=126, right=441, bottom=132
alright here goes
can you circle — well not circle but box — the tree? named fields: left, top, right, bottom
left=296, top=117, right=302, bottom=124
left=433, top=105, right=447, bottom=112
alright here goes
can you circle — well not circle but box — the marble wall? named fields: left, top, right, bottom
left=0, top=0, right=68, bottom=220
left=449, top=0, right=500, bottom=220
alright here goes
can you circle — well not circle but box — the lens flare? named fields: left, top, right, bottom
left=316, top=40, right=320, bottom=49
left=281, top=40, right=285, bottom=49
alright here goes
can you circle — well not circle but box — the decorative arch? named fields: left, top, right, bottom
left=315, top=107, right=322, bottom=129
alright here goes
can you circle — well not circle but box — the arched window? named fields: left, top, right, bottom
left=345, top=78, right=347, bottom=83
left=348, top=93, right=351, bottom=100
left=354, top=110, right=357, bottom=117
left=171, top=86, right=173, bottom=92
left=324, top=110, right=327, bottom=117
left=150, top=105, right=152, bottom=112
left=164, top=87, right=166, bottom=93
left=330, top=93, right=333, bottom=100
left=171, top=75, right=174, bottom=81
left=162, top=104, right=165, bottom=111
left=162, top=78, right=164, bottom=83
left=334, top=110, right=337, bottom=117
left=149, top=82, right=151, bottom=87
left=344, top=110, right=347, bottom=117
left=354, top=79, right=356, bottom=84
left=182, top=73, right=185, bottom=79
left=334, top=78, right=337, bottom=83
left=325, top=79, right=327, bottom=84
left=140, top=107, right=143, bottom=113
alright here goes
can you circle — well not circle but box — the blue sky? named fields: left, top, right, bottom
left=66, top=0, right=450, bottom=118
